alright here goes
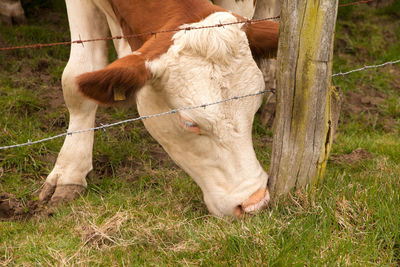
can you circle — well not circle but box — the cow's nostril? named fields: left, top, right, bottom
left=234, top=204, right=244, bottom=217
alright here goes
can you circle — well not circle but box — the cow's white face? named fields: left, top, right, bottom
left=77, top=11, right=277, bottom=216
left=136, top=12, right=269, bottom=216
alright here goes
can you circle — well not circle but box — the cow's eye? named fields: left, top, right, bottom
left=182, top=119, right=197, bottom=128
left=179, top=116, right=201, bottom=134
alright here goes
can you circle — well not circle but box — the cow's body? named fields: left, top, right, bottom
left=0, top=0, right=25, bottom=25
left=39, top=0, right=279, bottom=217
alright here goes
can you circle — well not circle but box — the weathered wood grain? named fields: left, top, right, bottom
left=268, top=0, right=340, bottom=198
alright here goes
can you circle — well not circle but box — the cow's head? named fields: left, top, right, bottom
left=77, top=12, right=278, bottom=217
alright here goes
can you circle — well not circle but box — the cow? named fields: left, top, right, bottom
left=0, top=0, right=26, bottom=25
left=37, top=0, right=279, bottom=217
left=214, top=0, right=281, bottom=126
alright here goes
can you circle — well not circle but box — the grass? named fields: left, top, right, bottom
left=1, top=2, right=400, bottom=266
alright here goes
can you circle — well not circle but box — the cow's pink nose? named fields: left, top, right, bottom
left=234, top=187, right=270, bottom=217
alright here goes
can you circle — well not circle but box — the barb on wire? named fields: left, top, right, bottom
left=0, top=0, right=379, bottom=52
left=0, top=89, right=274, bottom=151
left=338, top=0, right=375, bottom=7
left=1, top=56, right=399, bottom=151
left=0, top=16, right=280, bottom=52
left=332, top=59, right=400, bottom=77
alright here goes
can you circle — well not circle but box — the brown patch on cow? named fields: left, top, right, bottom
left=330, top=148, right=373, bottom=165
left=79, top=0, right=226, bottom=106
left=243, top=20, right=279, bottom=59
left=0, top=192, right=54, bottom=221
left=79, top=0, right=278, bottom=106
left=109, top=0, right=224, bottom=45
left=109, top=0, right=225, bottom=54
left=77, top=54, right=151, bottom=106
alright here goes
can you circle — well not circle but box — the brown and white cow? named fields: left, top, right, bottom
left=38, top=0, right=279, bottom=217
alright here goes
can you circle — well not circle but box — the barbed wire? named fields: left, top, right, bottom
left=338, top=0, right=376, bottom=7
left=0, top=16, right=280, bottom=52
left=332, top=59, right=400, bottom=77
left=0, top=0, right=379, bottom=52
left=0, top=89, right=274, bottom=151
left=0, top=0, right=396, bottom=151
left=1, top=57, right=400, bottom=151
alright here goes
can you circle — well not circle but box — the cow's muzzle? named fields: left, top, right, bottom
left=234, top=187, right=270, bottom=217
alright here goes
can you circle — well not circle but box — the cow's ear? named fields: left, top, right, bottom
left=77, top=54, right=151, bottom=106
left=244, top=20, right=279, bottom=59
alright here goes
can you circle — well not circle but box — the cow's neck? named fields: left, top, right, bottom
left=109, top=0, right=224, bottom=52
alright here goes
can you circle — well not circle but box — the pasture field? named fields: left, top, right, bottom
left=1, top=1, right=399, bottom=266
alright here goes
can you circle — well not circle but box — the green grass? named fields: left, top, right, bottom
left=1, top=2, right=400, bottom=266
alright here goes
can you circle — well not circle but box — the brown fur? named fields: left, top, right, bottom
left=108, top=0, right=225, bottom=52
left=243, top=20, right=279, bottom=58
left=77, top=0, right=279, bottom=106
left=77, top=54, right=150, bottom=105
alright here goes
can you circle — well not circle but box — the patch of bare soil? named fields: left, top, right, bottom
left=0, top=35, right=8, bottom=48
left=91, top=143, right=178, bottom=182
left=342, top=88, right=399, bottom=132
left=370, top=0, right=395, bottom=8
left=330, top=148, right=373, bottom=165
left=0, top=192, right=54, bottom=221
left=148, top=145, right=177, bottom=168
left=343, top=90, right=386, bottom=115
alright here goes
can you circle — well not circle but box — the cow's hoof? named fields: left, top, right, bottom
left=50, top=184, right=86, bottom=205
left=38, top=182, right=56, bottom=203
left=38, top=183, right=86, bottom=205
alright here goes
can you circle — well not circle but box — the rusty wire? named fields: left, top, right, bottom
left=0, top=0, right=391, bottom=151
left=2, top=55, right=399, bottom=151
left=0, top=16, right=280, bottom=52
left=0, top=0, right=378, bottom=52
left=338, top=0, right=376, bottom=8
left=0, top=89, right=275, bottom=150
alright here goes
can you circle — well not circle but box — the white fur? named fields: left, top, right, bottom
left=171, top=12, right=242, bottom=65
left=140, top=12, right=268, bottom=216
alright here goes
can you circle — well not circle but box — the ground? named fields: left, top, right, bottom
left=0, top=1, right=399, bottom=265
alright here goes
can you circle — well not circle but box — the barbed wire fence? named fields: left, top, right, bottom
left=0, top=89, right=275, bottom=150
left=0, top=16, right=280, bottom=52
left=338, top=0, right=376, bottom=7
left=332, top=59, right=400, bottom=77
left=0, top=0, right=381, bottom=52
left=1, top=0, right=399, bottom=151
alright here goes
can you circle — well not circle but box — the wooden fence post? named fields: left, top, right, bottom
left=268, top=0, right=341, bottom=198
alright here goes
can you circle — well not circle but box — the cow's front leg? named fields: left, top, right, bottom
left=39, top=0, right=109, bottom=204
left=38, top=82, right=98, bottom=203
left=39, top=63, right=102, bottom=204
